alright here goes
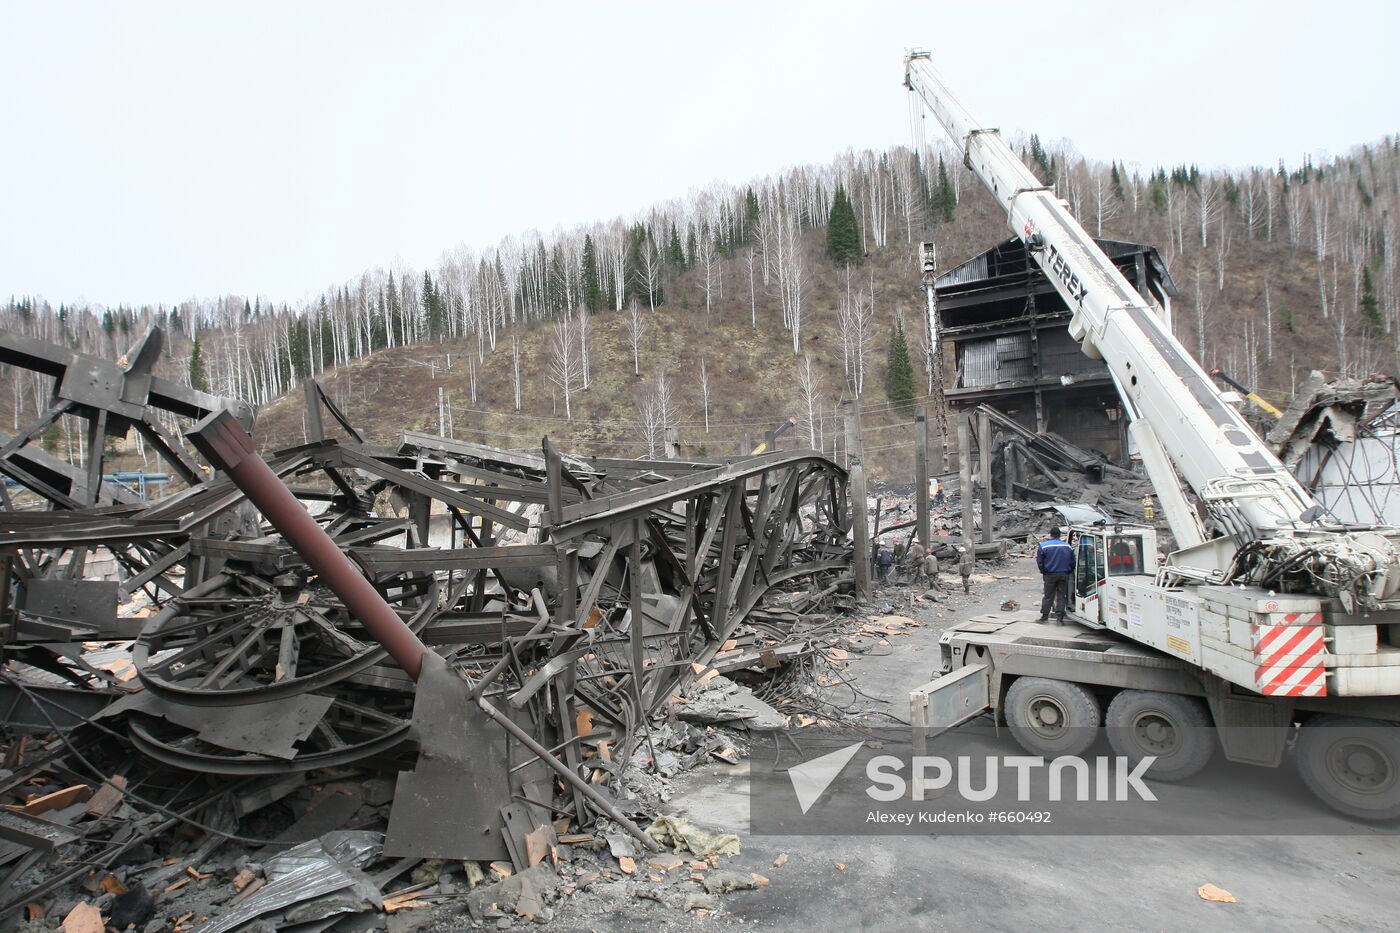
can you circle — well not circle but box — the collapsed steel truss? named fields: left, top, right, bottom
left=0, top=326, right=854, bottom=911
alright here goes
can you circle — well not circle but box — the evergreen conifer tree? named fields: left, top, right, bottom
left=580, top=234, right=603, bottom=312
left=886, top=317, right=916, bottom=412
left=743, top=188, right=761, bottom=242
left=937, top=158, right=955, bottom=223
left=189, top=336, right=209, bottom=392
left=668, top=224, right=685, bottom=269
left=826, top=184, right=861, bottom=263
left=1361, top=267, right=1383, bottom=336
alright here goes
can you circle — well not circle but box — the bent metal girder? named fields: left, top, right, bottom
left=541, top=443, right=851, bottom=717
left=145, top=412, right=850, bottom=781
left=0, top=326, right=253, bottom=629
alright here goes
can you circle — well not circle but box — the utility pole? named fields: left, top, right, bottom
left=844, top=400, right=870, bottom=598
left=978, top=409, right=993, bottom=545
left=921, top=241, right=948, bottom=476
left=840, top=398, right=864, bottom=469
left=915, top=406, right=930, bottom=547
left=958, top=413, right=974, bottom=549
left=850, top=460, right=870, bottom=599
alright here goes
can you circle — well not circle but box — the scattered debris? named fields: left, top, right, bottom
left=644, top=816, right=742, bottom=858
left=1198, top=883, right=1238, bottom=904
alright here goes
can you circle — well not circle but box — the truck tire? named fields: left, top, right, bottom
left=1105, top=690, right=1214, bottom=782
left=1295, top=716, right=1400, bottom=821
left=1004, top=677, right=1100, bottom=758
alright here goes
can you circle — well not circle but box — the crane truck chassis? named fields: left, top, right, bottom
left=902, top=52, right=1400, bottom=821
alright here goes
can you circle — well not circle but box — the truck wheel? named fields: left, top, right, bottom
left=1295, top=716, right=1400, bottom=821
left=1105, top=690, right=1214, bottom=781
left=1004, top=677, right=1100, bottom=757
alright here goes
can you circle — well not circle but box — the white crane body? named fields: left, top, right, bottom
left=903, top=52, right=1400, bottom=703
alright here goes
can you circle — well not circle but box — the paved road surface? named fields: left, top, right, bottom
left=556, top=557, right=1400, bottom=931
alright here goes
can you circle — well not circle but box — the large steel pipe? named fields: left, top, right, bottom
left=186, top=410, right=429, bottom=680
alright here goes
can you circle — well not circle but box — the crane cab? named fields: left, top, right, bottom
left=1069, top=523, right=1158, bottom=626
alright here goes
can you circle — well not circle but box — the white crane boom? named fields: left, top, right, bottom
left=904, top=53, right=1311, bottom=539
left=903, top=52, right=1399, bottom=604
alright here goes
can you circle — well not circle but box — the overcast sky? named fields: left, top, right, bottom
left=3, top=1, right=1396, bottom=308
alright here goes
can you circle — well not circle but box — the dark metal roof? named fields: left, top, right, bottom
left=935, top=236, right=1179, bottom=298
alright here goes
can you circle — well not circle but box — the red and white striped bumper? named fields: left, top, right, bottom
left=1252, top=613, right=1327, bottom=697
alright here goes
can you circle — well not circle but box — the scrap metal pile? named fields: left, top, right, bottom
left=0, top=329, right=854, bottom=928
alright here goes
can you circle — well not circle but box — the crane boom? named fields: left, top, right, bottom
left=904, top=53, right=1310, bottom=538
left=903, top=52, right=1399, bottom=604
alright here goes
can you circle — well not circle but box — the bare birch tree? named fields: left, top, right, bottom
left=625, top=299, right=644, bottom=375
left=512, top=335, right=522, bottom=410
left=697, top=235, right=718, bottom=315
left=1092, top=168, right=1120, bottom=237
left=745, top=247, right=757, bottom=327
left=797, top=353, right=822, bottom=447
left=636, top=395, right=661, bottom=459
left=1190, top=258, right=1212, bottom=361
left=1196, top=180, right=1222, bottom=249
left=773, top=207, right=806, bottom=353
left=639, top=239, right=663, bottom=312
left=549, top=312, right=582, bottom=420
left=576, top=305, right=592, bottom=390
left=698, top=359, right=711, bottom=433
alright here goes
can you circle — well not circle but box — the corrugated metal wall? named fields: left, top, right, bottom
left=960, top=330, right=1102, bottom=388
left=1039, top=328, right=1105, bottom=378
left=960, top=338, right=1000, bottom=387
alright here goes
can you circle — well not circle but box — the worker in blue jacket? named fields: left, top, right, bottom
left=1036, top=527, right=1076, bottom=623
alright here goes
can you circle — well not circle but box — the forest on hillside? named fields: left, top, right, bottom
left=4, top=128, right=1399, bottom=472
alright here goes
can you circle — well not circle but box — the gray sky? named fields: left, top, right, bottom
left=3, top=1, right=1395, bottom=308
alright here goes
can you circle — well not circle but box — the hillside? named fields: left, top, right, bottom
left=4, top=135, right=1399, bottom=482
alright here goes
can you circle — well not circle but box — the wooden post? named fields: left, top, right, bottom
left=437, top=386, right=445, bottom=436
left=850, top=460, right=870, bottom=599
left=764, top=429, right=776, bottom=454
left=1003, top=441, right=1014, bottom=498
left=739, top=433, right=751, bottom=456
left=958, top=414, right=975, bottom=548
left=914, top=406, right=930, bottom=547
left=978, top=409, right=993, bottom=545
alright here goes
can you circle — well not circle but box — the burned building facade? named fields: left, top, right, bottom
left=935, top=237, right=1178, bottom=465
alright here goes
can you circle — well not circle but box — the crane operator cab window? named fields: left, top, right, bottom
left=1106, top=535, right=1145, bottom=576
left=1075, top=535, right=1100, bottom=599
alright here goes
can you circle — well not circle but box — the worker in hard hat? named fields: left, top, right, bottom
left=958, top=546, right=974, bottom=593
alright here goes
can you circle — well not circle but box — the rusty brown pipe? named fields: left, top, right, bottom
left=186, top=410, right=430, bottom=680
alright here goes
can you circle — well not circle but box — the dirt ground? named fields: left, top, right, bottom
left=535, top=555, right=1400, bottom=933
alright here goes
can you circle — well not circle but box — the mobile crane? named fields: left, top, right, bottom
left=903, top=52, right=1400, bottom=818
